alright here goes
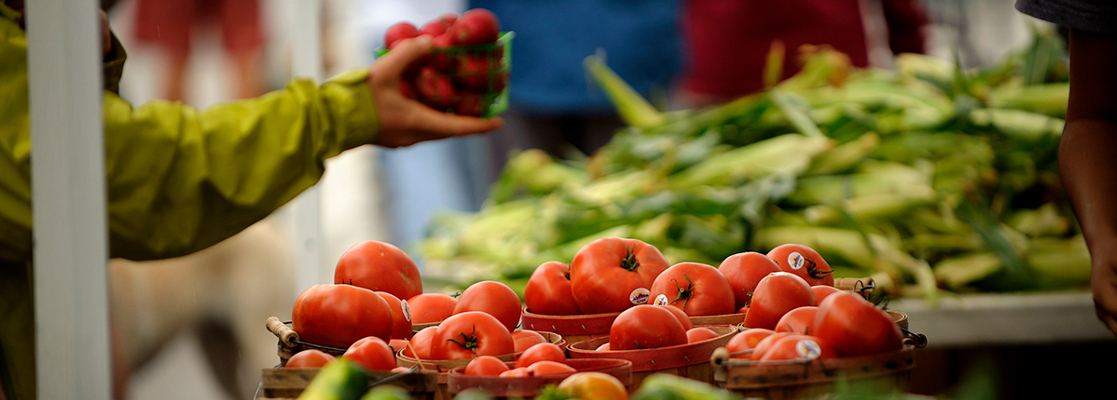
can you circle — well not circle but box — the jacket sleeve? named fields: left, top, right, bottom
left=2, top=13, right=380, bottom=261
left=102, top=68, right=379, bottom=260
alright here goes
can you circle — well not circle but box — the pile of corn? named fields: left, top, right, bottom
left=417, top=30, right=1087, bottom=302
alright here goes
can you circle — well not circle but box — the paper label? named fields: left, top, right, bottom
left=796, top=339, right=823, bottom=360
left=653, top=294, right=670, bottom=306
left=788, top=252, right=806, bottom=271
left=400, top=299, right=411, bottom=322
left=630, top=288, right=650, bottom=305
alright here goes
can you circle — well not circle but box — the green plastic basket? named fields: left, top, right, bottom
left=375, top=32, right=513, bottom=118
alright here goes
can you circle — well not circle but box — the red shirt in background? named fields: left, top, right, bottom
left=681, top=0, right=929, bottom=102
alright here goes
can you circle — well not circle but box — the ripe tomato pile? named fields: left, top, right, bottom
left=284, top=236, right=906, bottom=374
left=382, top=9, right=509, bottom=117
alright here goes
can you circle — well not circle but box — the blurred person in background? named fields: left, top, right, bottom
left=0, top=2, right=503, bottom=399
left=131, top=0, right=266, bottom=101
left=1014, top=0, right=1117, bottom=337
left=469, top=0, right=683, bottom=172
left=679, top=0, right=930, bottom=107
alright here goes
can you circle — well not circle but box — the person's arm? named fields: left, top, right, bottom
left=1059, top=29, right=1117, bottom=335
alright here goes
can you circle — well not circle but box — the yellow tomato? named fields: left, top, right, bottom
left=557, top=372, right=628, bottom=400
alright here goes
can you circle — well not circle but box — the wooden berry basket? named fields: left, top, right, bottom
left=520, top=307, right=621, bottom=346
left=259, top=366, right=439, bottom=400
left=446, top=358, right=633, bottom=399
left=566, top=325, right=739, bottom=390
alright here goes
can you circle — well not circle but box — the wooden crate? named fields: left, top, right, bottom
left=446, top=358, right=632, bottom=399
left=259, top=367, right=439, bottom=400
left=520, top=307, right=620, bottom=346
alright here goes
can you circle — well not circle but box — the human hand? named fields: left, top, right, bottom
left=368, top=35, right=503, bottom=148
left=1092, top=236, right=1117, bottom=336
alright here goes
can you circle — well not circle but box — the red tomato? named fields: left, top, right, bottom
left=448, top=8, right=500, bottom=45
left=811, top=291, right=903, bottom=358
left=453, top=280, right=522, bottom=332
left=292, top=284, right=393, bottom=348
left=596, top=343, right=610, bottom=351
left=499, top=367, right=530, bottom=378
left=335, top=240, right=423, bottom=301
left=650, top=262, right=735, bottom=316
left=286, top=349, right=335, bottom=368
left=391, top=366, right=410, bottom=373
left=749, top=331, right=794, bottom=361
left=719, top=251, right=782, bottom=311
left=758, top=334, right=836, bottom=362
left=774, top=306, right=818, bottom=334
left=525, top=261, right=583, bottom=315
left=726, top=328, right=775, bottom=359
left=389, top=339, right=409, bottom=353
left=511, top=330, right=548, bottom=353
left=609, top=305, right=687, bottom=351
left=570, top=237, right=671, bottom=314
left=406, top=326, right=438, bottom=359
left=408, top=293, right=458, bottom=324
left=527, top=361, right=576, bottom=376
left=430, top=311, right=515, bottom=360
left=743, top=272, right=816, bottom=330
left=686, top=327, right=720, bottom=343
left=343, top=336, right=397, bottom=372
left=464, top=356, right=511, bottom=376
left=767, top=244, right=834, bottom=286
left=658, top=305, right=693, bottom=331
left=376, top=292, right=412, bottom=339
left=811, top=285, right=843, bottom=304
left=384, top=22, right=420, bottom=49
left=514, top=343, right=566, bottom=369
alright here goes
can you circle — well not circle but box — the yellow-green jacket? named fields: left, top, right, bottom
left=1, top=5, right=380, bottom=399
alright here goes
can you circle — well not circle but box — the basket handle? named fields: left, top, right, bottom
left=266, top=316, right=299, bottom=347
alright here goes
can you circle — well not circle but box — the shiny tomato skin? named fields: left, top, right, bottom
left=686, top=327, right=720, bottom=343
left=812, top=291, right=904, bottom=358
left=514, top=343, right=566, bottom=369
left=292, top=284, right=394, bottom=348
left=343, top=336, right=397, bottom=372
left=749, top=331, right=794, bottom=361
left=430, top=311, right=515, bottom=360
left=658, top=305, right=693, bottom=331
left=768, top=244, right=834, bottom=286
left=558, top=372, right=629, bottom=400
left=811, top=285, right=843, bottom=304
left=758, top=334, right=836, bottom=362
left=376, top=291, right=412, bottom=339
left=775, top=306, right=818, bottom=334
left=453, top=280, right=523, bottom=332
left=406, top=326, right=438, bottom=359
left=389, top=339, right=409, bottom=353
left=609, top=305, right=687, bottom=350
left=407, top=293, right=458, bottom=324
left=595, top=343, right=610, bottom=351
left=743, top=272, right=816, bottom=330
left=511, top=330, right=548, bottom=353
left=527, top=361, right=576, bottom=376
left=499, top=367, right=530, bottom=378
left=650, top=262, right=736, bottom=316
left=524, top=261, right=583, bottom=315
left=335, top=240, right=423, bottom=301
left=726, top=328, right=775, bottom=359
left=719, top=252, right=782, bottom=311
left=570, top=237, right=671, bottom=314
left=286, top=349, right=336, bottom=368
left=464, top=355, right=511, bottom=376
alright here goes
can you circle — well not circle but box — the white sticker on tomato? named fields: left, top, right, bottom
left=653, top=294, right=670, bottom=306
left=795, top=339, right=823, bottom=360
left=629, top=288, right=650, bottom=305
left=788, top=252, right=807, bottom=271
left=400, top=299, right=411, bottom=322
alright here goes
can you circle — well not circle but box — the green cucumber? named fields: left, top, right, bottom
left=297, top=359, right=369, bottom=400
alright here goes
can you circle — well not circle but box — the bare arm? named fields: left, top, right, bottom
left=1059, top=29, right=1117, bottom=336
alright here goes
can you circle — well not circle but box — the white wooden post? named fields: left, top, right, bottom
left=287, top=0, right=330, bottom=289
left=25, top=0, right=111, bottom=398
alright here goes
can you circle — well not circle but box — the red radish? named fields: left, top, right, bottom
left=429, top=33, right=456, bottom=69
left=456, top=54, right=494, bottom=89
left=421, top=21, right=449, bottom=37
left=416, top=67, right=459, bottom=108
left=455, top=95, right=487, bottom=117
left=449, top=9, right=500, bottom=45
left=399, top=80, right=418, bottom=100
left=384, top=22, right=420, bottom=49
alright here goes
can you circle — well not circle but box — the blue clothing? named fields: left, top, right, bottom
left=469, top=0, right=682, bottom=115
